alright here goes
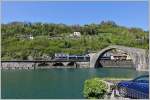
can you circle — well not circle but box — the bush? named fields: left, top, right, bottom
left=83, top=78, right=108, bottom=99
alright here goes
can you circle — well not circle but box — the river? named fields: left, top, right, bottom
left=1, top=67, right=148, bottom=99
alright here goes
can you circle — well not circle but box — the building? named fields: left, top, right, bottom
left=102, top=52, right=132, bottom=60
left=69, top=32, right=81, bottom=38
left=16, top=34, right=34, bottom=40
left=28, top=35, right=34, bottom=40
left=110, top=54, right=129, bottom=60
left=73, top=32, right=81, bottom=37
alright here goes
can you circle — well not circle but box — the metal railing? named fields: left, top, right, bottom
left=124, top=87, right=149, bottom=99
left=111, top=86, right=149, bottom=99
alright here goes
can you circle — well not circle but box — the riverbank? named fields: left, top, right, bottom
left=101, top=77, right=132, bottom=81
left=101, top=77, right=132, bottom=84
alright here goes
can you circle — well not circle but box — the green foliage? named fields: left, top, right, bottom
left=83, top=78, right=108, bottom=99
left=1, top=21, right=149, bottom=60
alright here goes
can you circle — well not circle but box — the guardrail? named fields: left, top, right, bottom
left=110, top=86, right=149, bottom=99
left=104, top=82, right=149, bottom=99
left=123, top=87, right=149, bottom=99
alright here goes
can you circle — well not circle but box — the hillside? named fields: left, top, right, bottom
left=1, top=21, right=149, bottom=60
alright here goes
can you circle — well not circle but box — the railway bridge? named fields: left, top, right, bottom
left=1, top=59, right=90, bottom=69
left=1, top=45, right=149, bottom=71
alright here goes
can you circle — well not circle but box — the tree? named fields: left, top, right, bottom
left=1, top=21, right=148, bottom=60
left=83, top=78, right=108, bottom=99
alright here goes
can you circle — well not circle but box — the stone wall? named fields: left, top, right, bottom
left=99, top=60, right=134, bottom=67
left=1, top=61, right=90, bottom=69
left=1, top=62, right=35, bottom=69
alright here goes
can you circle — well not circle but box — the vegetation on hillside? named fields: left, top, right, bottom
left=1, top=21, right=149, bottom=60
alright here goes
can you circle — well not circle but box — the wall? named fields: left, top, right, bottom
left=99, top=60, right=134, bottom=68
left=1, top=61, right=90, bottom=69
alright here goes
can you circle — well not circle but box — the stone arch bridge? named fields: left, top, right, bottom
left=90, top=45, right=149, bottom=71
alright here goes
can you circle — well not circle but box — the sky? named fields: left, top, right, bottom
left=2, top=1, right=149, bottom=30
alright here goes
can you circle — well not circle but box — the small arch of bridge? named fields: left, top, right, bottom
left=52, top=62, right=64, bottom=66
left=38, top=62, right=49, bottom=66
left=67, top=62, right=76, bottom=66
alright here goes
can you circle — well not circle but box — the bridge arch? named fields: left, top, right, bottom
left=38, top=62, right=49, bottom=66
left=52, top=62, right=64, bottom=66
left=90, top=45, right=148, bottom=71
left=67, top=62, right=76, bottom=66
left=94, top=48, right=134, bottom=68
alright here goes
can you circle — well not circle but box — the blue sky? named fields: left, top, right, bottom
left=2, top=1, right=148, bottom=30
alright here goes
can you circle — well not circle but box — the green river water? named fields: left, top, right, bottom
left=1, top=67, right=148, bottom=99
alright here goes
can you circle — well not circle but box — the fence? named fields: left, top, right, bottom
left=111, top=86, right=149, bottom=99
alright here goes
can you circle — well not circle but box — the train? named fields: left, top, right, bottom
left=54, top=53, right=90, bottom=61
